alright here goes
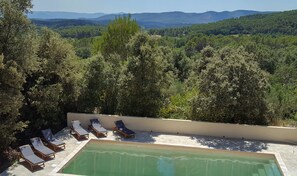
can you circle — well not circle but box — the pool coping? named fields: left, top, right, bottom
left=49, top=140, right=89, bottom=176
left=49, top=138, right=290, bottom=176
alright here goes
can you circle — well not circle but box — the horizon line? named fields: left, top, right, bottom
left=30, top=9, right=279, bottom=14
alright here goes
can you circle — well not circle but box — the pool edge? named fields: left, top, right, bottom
left=50, top=139, right=290, bottom=176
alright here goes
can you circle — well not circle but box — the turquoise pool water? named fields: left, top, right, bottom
left=61, top=140, right=282, bottom=176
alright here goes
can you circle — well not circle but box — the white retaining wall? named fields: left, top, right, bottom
left=67, top=112, right=297, bottom=144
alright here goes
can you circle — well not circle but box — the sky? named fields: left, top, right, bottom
left=32, top=0, right=297, bottom=13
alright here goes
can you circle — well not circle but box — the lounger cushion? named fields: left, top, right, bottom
left=31, top=138, right=55, bottom=155
left=75, top=128, right=88, bottom=135
left=115, top=120, right=135, bottom=135
left=90, top=119, right=107, bottom=133
left=19, top=145, right=44, bottom=164
left=115, top=120, right=125, bottom=128
left=25, top=155, right=44, bottom=164
left=93, top=126, right=107, bottom=133
left=42, top=129, right=55, bottom=141
left=49, top=139, right=65, bottom=146
left=36, top=146, right=55, bottom=155
left=72, top=120, right=88, bottom=135
left=42, top=129, right=65, bottom=146
left=121, top=128, right=135, bottom=135
left=20, top=145, right=35, bottom=156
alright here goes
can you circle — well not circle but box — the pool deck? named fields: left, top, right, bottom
left=1, top=128, right=296, bottom=176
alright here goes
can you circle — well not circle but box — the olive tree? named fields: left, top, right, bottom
left=191, top=47, right=269, bottom=125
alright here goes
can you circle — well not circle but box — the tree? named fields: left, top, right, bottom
left=0, top=55, right=27, bottom=153
left=172, top=49, right=192, bottom=81
left=78, top=54, right=121, bottom=114
left=267, top=64, right=297, bottom=119
left=100, top=15, right=139, bottom=59
left=159, top=88, right=197, bottom=119
left=118, top=32, right=173, bottom=117
left=191, top=47, right=269, bottom=125
left=244, top=42, right=276, bottom=74
left=0, top=0, right=35, bottom=152
left=22, top=28, right=82, bottom=132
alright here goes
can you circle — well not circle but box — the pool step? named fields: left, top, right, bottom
left=247, top=162, right=283, bottom=176
left=269, top=161, right=282, bottom=176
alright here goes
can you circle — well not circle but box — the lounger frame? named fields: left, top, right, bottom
left=42, top=129, right=66, bottom=151
left=89, top=125, right=107, bottom=137
left=88, top=119, right=107, bottom=137
left=112, top=121, right=135, bottom=138
left=18, top=145, right=45, bottom=171
left=31, top=137, right=55, bottom=159
left=46, top=139, right=66, bottom=151
left=70, top=121, right=89, bottom=140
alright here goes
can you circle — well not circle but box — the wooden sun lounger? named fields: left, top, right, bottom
left=42, top=129, right=66, bottom=151
left=88, top=119, right=107, bottom=137
left=71, top=120, right=89, bottom=140
left=113, top=120, right=135, bottom=138
left=19, top=144, right=45, bottom=171
left=30, top=137, right=55, bottom=159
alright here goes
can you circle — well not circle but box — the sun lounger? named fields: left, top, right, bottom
left=89, top=119, right=107, bottom=137
left=41, top=129, right=66, bottom=151
left=19, top=144, right=45, bottom=170
left=30, top=137, right=55, bottom=159
left=71, top=120, right=89, bottom=139
left=113, top=120, right=135, bottom=138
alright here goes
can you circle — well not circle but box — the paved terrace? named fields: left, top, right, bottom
left=1, top=128, right=297, bottom=176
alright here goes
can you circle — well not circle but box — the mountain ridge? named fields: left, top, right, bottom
left=29, top=10, right=270, bottom=28
left=28, top=11, right=106, bottom=19
left=150, top=9, right=297, bottom=36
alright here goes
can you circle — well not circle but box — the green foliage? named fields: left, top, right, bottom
left=184, top=35, right=209, bottom=57
left=172, top=49, right=193, bottom=81
left=70, top=37, right=95, bottom=59
left=22, top=28, right=82, bottom=132
left=0, top=0, right=34, bottom=152
left=78, top=54, right=121, bottom=114
left=32, top=19, right=96, bottom=29
left=159, top=88, right=197, bottom=119
left=152, top=10, right=297, bottom=36
left=55, top=25, right=103, bottom=39
left=91, top=36, right=104, bottom=55
left=190, top=47, right=269, bottom=124
left=100, top=15, right=140, bottom=59
left=243, top=42, right=276, bottom=74
left=118, top=32, right=173, bottom=117
left=0, top=55, right=27, bottom=152
left=267, top=63, right=297, bottom=120
left=268, top=84, right=297, bottom=120
left=2, top=0, right=297, bottom=158
left=53, top=26, right=103, bottom=59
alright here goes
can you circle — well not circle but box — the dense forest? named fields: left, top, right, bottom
left=150, top=10, right=297, bottom=36
left=1, top=0, right=297, bottom=169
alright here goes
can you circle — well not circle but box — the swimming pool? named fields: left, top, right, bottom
left=59, top=140, right=283, bottom=176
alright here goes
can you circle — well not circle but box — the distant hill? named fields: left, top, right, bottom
left=28, top=11, right=105, bottom=19
left=96, top=10, right=266, bottom=25
left=152, top=10, right=297, bottom=36
left=29, top=10, right=267, bottom=29
left=32, top=19, right=97, bottom=28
